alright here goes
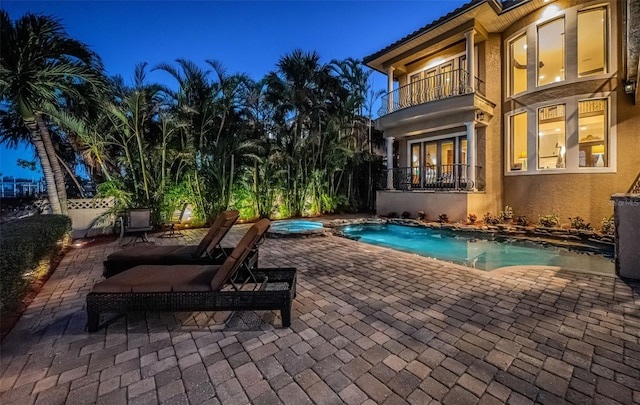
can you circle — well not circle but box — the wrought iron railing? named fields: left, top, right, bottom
left=378, top=69, right=485, bottom=116
left=380, top=164, right=481, bottom=191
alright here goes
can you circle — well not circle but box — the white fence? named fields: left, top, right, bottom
left=66, top=198, right=117, bottom=238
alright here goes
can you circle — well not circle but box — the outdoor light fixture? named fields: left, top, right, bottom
left=624, top=80, right=636, bottom=94
left=476, top=111, right=485, bottom=121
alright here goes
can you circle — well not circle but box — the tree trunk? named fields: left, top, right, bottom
left=37, top=115, right=68, bottom=215
left=24, top=119, right=63, bottom=214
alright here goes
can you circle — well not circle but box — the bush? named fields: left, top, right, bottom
left=601, top=217, right=615, bottom=235
left=483, top=212, right=502, bottom=225
left=401, top=211, right=411, bottom=219
left=386, top=212, right=398, bottom=218
left=437, top=213, right=449, bottom=223
left=0, top=215, right=71, bottom=312
left=538, top=213, right=559, bottom=228
left=569, top=216, right=592, bottom=230
left=515, top=215, right=530, bottom=226
left=417, top=210, right=426, bottom=220
left=467, top=213, right=477, bottom=224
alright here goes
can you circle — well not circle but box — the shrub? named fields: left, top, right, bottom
left=0, top=215, right=71, bottom=312
left=386, top=212, right=398, bottom=218
left=569, top=216, right=592, bottom=230
left=515, top=215, right=530, bottom=226
left=538, top=213, right=559, bottom=228
left=437, top=213, right=449, bottom=223
left=483, top=212, right=502, bottom=225
left=417, top=210, right=426, bottom=220
left=467, top=213, right=477, bottom=224
left=401, top=211, right=411, bottom=219
left=601, top=217, right=615, bottom=235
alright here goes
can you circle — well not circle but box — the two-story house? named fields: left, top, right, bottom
left=364, top=0, right=639, bottom=225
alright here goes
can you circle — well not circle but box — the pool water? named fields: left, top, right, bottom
left=340, top=223, right=614, bottom=273
left=270, top=220, right=324, bottom=233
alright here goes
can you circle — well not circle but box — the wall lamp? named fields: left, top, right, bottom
left=476, top=111, right=485, bottom=121
left=624, top=80, right=636, bottom=95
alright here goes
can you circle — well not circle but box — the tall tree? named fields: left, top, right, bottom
left=0, top=10, right=104, bottom=214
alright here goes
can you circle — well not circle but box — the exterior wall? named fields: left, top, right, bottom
left=376, top=191, right=496, bottom=222
left=482, top=33, right=503, bottom=216
left=502, top=0, right=639, bottom=225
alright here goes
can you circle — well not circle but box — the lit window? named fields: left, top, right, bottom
left=537, top=104, right=566, bottom=169
left=578, top=99, right=608, bottom=167
left=538, top=18, right=565, bottom=86
left=509, top=34, right=528, bottom=95
left=509, top=112, right=528, bottom=171
left=578, top=7, right=607, bottom=77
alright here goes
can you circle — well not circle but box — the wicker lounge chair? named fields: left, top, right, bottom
left=103, top=210, right=252, bottom=278
left=87, top=219, right=296, bottom=331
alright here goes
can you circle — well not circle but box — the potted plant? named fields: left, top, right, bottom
left=500, top=206, right=514, bottom=224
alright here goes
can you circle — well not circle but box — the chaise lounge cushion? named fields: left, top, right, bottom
left=106, top=245, right=196, bottom=264
left=103, top=210, right=240, bottom=277
left=92, top=264, right=221, bottom=293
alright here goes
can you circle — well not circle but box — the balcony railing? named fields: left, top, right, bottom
left=378, top=69, right=485, bottom=116
left=380, top=164, right=480, bottom=191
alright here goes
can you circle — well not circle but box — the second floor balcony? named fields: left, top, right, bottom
left=379, top=69, right=486, bottom=117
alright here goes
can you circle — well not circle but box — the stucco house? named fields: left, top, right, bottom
left=364, top=0, right=640, bottom=226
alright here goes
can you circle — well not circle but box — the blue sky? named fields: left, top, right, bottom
left=1, top=0, right=469, bottom=178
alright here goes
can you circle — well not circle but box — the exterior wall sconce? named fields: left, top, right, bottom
left=624, top=80, right=636, bottom=94
left=476, top=111, right=485, bottom=121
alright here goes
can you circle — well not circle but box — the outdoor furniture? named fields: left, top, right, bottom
left=87, top=219, right=296, bottom=331
left=120, top=208, right=154, bottom=246
left=104, top=210, right=246, bottom=278
left=160, top=203, right=188, bottom=238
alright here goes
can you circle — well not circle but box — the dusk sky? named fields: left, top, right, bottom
left=1, top=0, right=469, bottom=179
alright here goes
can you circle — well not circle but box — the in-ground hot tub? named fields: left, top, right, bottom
left=267, top=220, right=329, bottom=238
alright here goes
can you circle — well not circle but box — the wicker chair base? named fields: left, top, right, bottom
left=86, top=268, right=296, bottom=332
left=103, top=247, right=259, bottom=278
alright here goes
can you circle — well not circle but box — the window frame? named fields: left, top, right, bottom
left=508, top=33, right=528, bottom=96
left=536, top=16, right=566, bottom=87
left=503, top=1, right=615, bottom=101
left=504, top=92, right=616, bottom=176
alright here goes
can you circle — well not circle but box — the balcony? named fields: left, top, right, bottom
left=378, top=69, right=486, bottom=117
left=381, top=164, right=483, bottom=192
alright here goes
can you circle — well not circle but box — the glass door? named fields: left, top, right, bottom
left=411, top=144, right=421, bottom=187
left=440, top=63, right=453, bottom=98
left=424, top=143, right=437, bottom=185
left=424, top=69, right=437, bottom=102
left=410, top=73, right=422, bottom=105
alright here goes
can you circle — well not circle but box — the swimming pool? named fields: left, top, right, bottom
left=268, top=220, right=326, bottom=237
left=340, top=223, right=614, bottom=274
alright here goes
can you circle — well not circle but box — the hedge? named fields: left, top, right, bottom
left=0, top=215, right=71, bottom=312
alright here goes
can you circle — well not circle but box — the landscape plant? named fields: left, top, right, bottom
left=538, top=213, right=560, bottom=228
left=569, top=216, right=592, bottom=230
left=437, top=213, right=449, bottom=223
left=0, top=215, right=71, bottom=312
left=601, top=217, right=615, bottom=235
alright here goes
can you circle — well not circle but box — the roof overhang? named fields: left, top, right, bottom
left=364, top=0, right=551, bottom=75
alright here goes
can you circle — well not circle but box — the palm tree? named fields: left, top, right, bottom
left=0, top=11, right=104, bottom=214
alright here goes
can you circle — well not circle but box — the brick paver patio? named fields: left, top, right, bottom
left=1, top=222, right=639, bottom=404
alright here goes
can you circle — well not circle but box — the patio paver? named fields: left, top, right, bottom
left=1, top=223, right=639, bottom=404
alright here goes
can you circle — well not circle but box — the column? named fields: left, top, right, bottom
left=464, top=29, right=476, bottom=92
left=387, top=66, right=395, bottom=113
left=465, top=122, right=476, bottom=190
left=386, top=137, right=395, bottom=190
